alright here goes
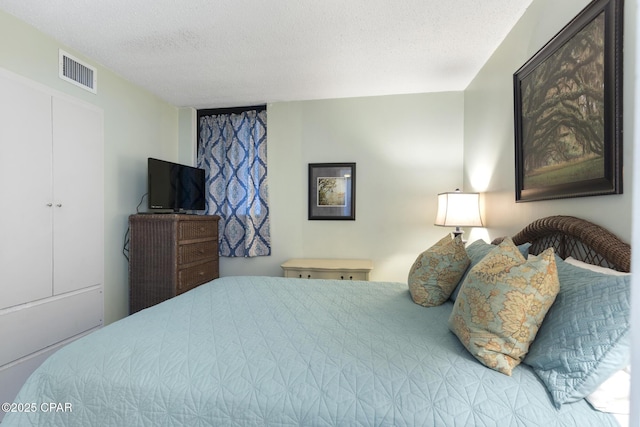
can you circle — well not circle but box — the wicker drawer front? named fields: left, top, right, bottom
left=129, top=214, right=220, bottom=314
left=177, top=261, right=218, bottom=294
left=178, top=241, right=217, bottom=265
left=178, top=220, right=217, bottom=241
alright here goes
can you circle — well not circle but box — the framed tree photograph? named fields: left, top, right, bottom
left=308, top=163, right=356, bottom=220
left=513, top=0, right=623, bottom=202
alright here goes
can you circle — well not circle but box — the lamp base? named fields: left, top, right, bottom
left=451, top=228, right=467, bottom=244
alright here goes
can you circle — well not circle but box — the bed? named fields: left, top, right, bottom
left=3, top=216, right=631, bottom=426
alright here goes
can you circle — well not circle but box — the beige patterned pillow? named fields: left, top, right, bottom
left=449, top=237, right=559, bottom=375
left=408, top=234, right=470, bottom=307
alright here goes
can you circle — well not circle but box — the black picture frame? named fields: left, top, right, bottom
left=513, top=0, right=623, bottom=202
left=308, top=163, right=356, bottom=220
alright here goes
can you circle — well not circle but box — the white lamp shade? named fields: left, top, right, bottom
left=435, top=191, right=483, bottom=227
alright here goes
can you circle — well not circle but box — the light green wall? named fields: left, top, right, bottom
left=5, top=0, right=636, bottom=323
left=218, top=93, right=465, bottom=282
left=1, top=8, right=464, bottom=323
left=0, top=9, right=180, bottom=324
left=178, top=107, right=197, bottom=165
left=463, top=0, right=636, bottom=241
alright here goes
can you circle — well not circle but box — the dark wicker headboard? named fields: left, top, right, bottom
left=491, top=216, right=631, bottom=273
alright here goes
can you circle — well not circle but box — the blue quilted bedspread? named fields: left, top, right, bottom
left=4, top=276, right=617, bottom=426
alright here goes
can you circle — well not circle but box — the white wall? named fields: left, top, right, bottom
left=0, top=10, right=180, bottom=324
left=217, top=93, right=465, bottom=282
left=463, top=0, right=635, bottom=242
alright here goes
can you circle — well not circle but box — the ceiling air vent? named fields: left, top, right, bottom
left=59, top=50, right=97, bottom=94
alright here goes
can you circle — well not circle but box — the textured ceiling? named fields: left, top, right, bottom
left=0, top=0, right=533, bottom=108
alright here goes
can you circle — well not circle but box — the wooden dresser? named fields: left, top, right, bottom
left=281, top=258, right=373, bottom=281
left=128, top=214, right=220, bottom=314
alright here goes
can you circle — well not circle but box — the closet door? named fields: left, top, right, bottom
left=0, top=73, right=54, bottom=309
left=51, top=96, right=104, bottom=295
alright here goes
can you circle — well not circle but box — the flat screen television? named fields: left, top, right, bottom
left=148, top=158, right=206, bottom=211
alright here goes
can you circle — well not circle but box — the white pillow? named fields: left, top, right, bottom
left=586, top=366, right=630, bottom=415
left=564, top=256, right=630, bottom=276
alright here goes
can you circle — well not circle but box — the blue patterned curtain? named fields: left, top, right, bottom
left=197, top=109, right=270, bottom=257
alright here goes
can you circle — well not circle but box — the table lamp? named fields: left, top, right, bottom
left=434, top=189, right=483, bottom=238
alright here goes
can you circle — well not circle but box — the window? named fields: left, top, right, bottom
left=197, top=106, right=270, bottom=257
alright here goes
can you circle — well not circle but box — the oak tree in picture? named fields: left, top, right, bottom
left=521, top=13, right=604, bottom=189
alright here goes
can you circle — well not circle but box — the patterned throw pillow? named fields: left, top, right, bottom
left=449, top=238, right=559, bottom=375
left=408, top=234, right=470, bottom=307
left=449, top=239, right=532, bottom=301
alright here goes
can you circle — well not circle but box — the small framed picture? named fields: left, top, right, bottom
left=308, top=163, right=356, bottom=220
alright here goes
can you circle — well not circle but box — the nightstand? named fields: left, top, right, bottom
left=281, top=258, right=373, bottom=281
